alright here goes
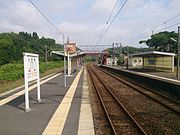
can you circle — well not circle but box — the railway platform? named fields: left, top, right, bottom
left=101, top=65, right=180, bottom=101
left=0, top=66, right=94, bottom=135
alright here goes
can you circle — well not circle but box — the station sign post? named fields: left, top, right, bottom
left=65, top=43, right=77, bottom=76
left=23, top=53, right=41, bottom=112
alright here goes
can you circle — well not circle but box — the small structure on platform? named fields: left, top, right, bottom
left=128, top=57, right=143, bottom=68
left=51, top=51, right=85, bottom=74
left=104, top=57, right=118, bottom=66
left=129, top=51, right=175, bottom=72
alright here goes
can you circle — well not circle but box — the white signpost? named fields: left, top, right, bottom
left=23, top=53, right=41, bottom=112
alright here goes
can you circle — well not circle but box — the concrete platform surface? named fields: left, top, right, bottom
left=0, top=67, right=94, bottom=135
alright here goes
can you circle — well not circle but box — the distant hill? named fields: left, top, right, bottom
left=0, top=32, right=63, bottom=66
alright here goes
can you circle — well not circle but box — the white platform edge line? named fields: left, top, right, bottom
left=0, top=73, right=61, bottom=106
left=136, top=72, right=180, bottom=83
left=108, top=66, right=180, bottom=83
left=0, top=72, right=57, bottom=97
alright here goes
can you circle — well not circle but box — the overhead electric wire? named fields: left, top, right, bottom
left=96, top=0, right=119, bottom=44
left=159, top=21, right=180, bottom=31
left=106, top=0, right=120, bottom=24
left=127, top=13, right=180, bottom=44
left=97, top=0, right=128, bottom=44
left=28, top=0, right=64, bottom=36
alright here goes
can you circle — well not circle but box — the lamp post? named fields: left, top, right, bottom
left=170, top=26, right=180, bottom=78
left=177, top=26, right=180, bottom=78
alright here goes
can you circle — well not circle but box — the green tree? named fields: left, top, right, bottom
left=0, top=32, right=63, bottom=66
left=32, top=32, right=39, bottom=40
left=139, top=31, right=178, bottom=53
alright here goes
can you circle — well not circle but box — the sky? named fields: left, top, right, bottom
left=0, top=0, right=180, bottom=51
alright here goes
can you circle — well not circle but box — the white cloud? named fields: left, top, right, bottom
left=0, top=0, right=180, bottom=50
left=90, top=0, right=116, bottom=15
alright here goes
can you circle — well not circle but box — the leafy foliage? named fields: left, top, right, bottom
left=0, top=32, right=63, bottom=66
left=0, top=61, right=63, bottom=83
left=139, top=31, right=178, bottom=53
left=107, top=46, right=150, bottom=57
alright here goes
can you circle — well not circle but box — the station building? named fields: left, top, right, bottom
left=128, top=51, right=175, bottom=72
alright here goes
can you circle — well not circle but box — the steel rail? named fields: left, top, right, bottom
left=98, top=66, right=180, bottom=115
left=88, top=65, right=147, bottom=135
left=87, top=66, right=117, bottom=135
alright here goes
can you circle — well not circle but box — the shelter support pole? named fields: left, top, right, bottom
left=63, top=35, right=66, bottom=87
left=77, top=58, right=79, bottom=68
left=37, top=55, right=41, bottom=102
left=172, top=56, right=174, bottom=72
left=69, top=57, right=72, bottom=75
left=67, top=51, right=70, bottom=76
left=177, top=26, right=180, bottom=78
left=143, top=57, right=144, bottom=69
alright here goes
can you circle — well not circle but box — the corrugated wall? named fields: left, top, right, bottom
left=144, top=56, right=173, bottom=72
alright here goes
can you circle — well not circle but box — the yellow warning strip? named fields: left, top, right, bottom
left=42, top=67, right=83, bottom=135
left=78, top=68, right=95, bottom=135
left=0, top=73, right=61, bottom=106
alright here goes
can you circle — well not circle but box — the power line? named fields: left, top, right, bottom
left=97, top=0, right=128, bottom=44
left=106, top=0, right=120, bottom=24
left=159, top=21, right=180, bottom=31
left=96, top=0, right=119, bottom=44
left=28, top=0, right=64, bottom=36
left=127, top=14, right=180, bottom=44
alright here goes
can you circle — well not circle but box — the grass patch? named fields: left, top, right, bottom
left=0, top=61, right=64, bottom=94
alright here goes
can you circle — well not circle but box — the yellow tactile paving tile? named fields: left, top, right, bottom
left=42, top=67, right=84, bottom=135
left=0, top=73, right=61, bottom=106
left=78, top=69, right=95, bottom=135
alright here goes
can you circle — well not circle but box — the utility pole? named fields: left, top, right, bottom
left=177, top=26, right=180, bottom=78
left=119, top=43, right=122, bottom=66
left=45, top=45, right=48, bottom=69
left=63, top=35, right=66, bottom=87
left=112, top=43, right=115, bottom=66
left=152, top=31, right=154, bottom=36
left=126, top=45, right=129, bottom=69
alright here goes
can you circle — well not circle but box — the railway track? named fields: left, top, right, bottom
left=88, top=64, right=180, bottom=135
left=98, top=66, right=180, bottom=114
left=88, top=65, right=147, bottom=135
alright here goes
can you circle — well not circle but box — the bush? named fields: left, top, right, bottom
left=0, top=61, right=63, bottom=83
left=0, top=63, right=23, bottom=82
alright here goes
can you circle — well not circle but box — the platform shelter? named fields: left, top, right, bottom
left=51, top=51, right=85, bottom=75
left=131, top=51, right=175, bottom=72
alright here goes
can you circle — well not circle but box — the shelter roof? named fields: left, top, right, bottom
left=51, top=51, right=86, bottom=58
left=132, top=51, right=175, bottom=57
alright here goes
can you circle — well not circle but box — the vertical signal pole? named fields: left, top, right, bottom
left=112, top=43, right=115, bottom=66
left=177, top=26, right=180, bottom=78
left=126, top=45, right=129, bottom=69
left=63, top=35, right=66, bottom=87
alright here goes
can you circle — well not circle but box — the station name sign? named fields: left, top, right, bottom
left=23, top=52, right=41, bottom=112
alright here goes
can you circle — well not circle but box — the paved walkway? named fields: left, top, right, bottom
left=0, top=67, right=94, bottom=135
